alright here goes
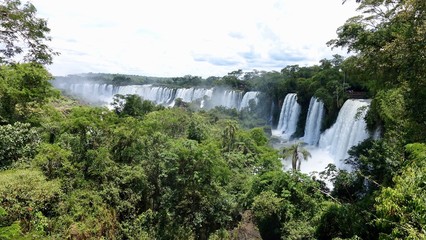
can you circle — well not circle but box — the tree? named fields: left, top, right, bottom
left=221, top=120, right=238, bottom=152
left=112, top=75, right=131, bottom=85
left=0, top=169, right=61, bottom=235
left=249, top=170, right=327, bottom=239
left=0, top=0, right=57, bottom=64
left=0, top=63, right=58, bottom=123
left=53, top=189, right=118, bottom=239
left=155, top=139, right=233, bottom=240
left=282, top=142, right=311, bottom=171
left=330, top=0, right=426, bottom=141
left=252, top=190, right=282, bottom=240
left=375, top=143, right=426, bottom=239
left=112, top=94, right=159, bottom=118
left=0, top=207, right=22, bottom=240
left=0, top=121, right=40, bottom=168
left=187, top=114, right=208, bottom=143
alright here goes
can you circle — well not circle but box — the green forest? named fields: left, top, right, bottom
left=0, top=0, right=425, bottom=239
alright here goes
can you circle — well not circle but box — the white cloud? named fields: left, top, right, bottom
left=32, top=0, right=359, bottom=77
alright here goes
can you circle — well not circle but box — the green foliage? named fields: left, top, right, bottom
left=221, top=120, right=238, bottom=152
left=332, top=0, right=426, bottom=141
left=249, top=127, right=268, bottom=146
left=0, top=63, right=58, bottom=123
left=316, top=203, right=366, bottom=240
left=52, top=189, right=118, bottom=239
left=0, top=169, right=61, bottom=235
left=1, top=1, right=424, bottom=238
left=214, top=71, right=248, bottom=90
left=0, top=122, right=39, bottom=168
left=347, top=138, right=402, bottom=188
left=111, top=74, right=131, bottom=85
left=0, top=207, right=22, bottom=240
left=0, top=222, right=22, bottom=240
left=6, top=95, right=286, bottom=239
left=32, top=143, right=72, bottom=179
left=367, top=88, right=406, bottom=131
left=346, top=89, right=407, bottom=191
left=143, top=108, right=190, bottom=138
left=0, top=0, right=57, bottom=64
left=281, top=142, right=311, bottom=171
left=171, top=75, right=203, bottom=88
left=311, top=56, right=350, bottom=130
left=252, top=191, right=282, bottom=239
left=155, top=139, right=234, bottom=239
left=112, top=94, right=163, bottom=118
left=110, top=119, right=145, bottom=164
left=187, top=114, right=208, bottom=143
left=249, top=171, right=326, bottom=239
left=331, top=170, right=364, bottom=203
left=375, top=143, right=426, bottom=240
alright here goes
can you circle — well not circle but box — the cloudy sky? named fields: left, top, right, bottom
left=31, top=0, right=359, bottom=78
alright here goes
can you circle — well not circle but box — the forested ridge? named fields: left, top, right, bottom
left=0, top=0, right=425, bottom=239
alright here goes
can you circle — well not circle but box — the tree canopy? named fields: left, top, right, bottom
left=0, top=0, right=57, bottom=65
left=0, top=0, right=425, bottom=239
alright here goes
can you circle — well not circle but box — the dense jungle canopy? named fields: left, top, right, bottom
left=0, top=0, right=425, bottom=239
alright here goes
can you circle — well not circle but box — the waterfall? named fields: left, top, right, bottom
left=200, top=89, right=213, bottom=108
left=170, top=88, right=195, bottom=106
left=239, top=91, right=259, bottom=111
left=53, top=80, right=250, bottom=110
left=269, top=101, right=275, bottom=125
left=303, top=97, right=325, bottom=145
left=150, top=86, right=175, bottom=105
left=53, top=82, right=116, bottom=105
left=223, top=90, right=242, bottom=109
left=116, top=85, right=175, bottom=105
left=276, top=93, right=301, bottom=138
left=170, top=87, right=210, bottom=106
left=319, top=99, right=370, bottom=165
left=209, top=89, right=242, bottom=109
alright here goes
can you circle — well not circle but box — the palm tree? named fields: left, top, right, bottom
left=222, top=120, right=238, bottom=152
left=282, top=142, right=311, bottom=171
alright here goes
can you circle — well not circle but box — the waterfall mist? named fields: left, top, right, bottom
left=52, top=77, right=259, bottom=111
left=319, top=99, right=371, bottom=169
left=303, top=97, right=325, bottom=146
left=275, top=93, right=301, bottom=139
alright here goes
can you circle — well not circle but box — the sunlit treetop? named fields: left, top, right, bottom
left=0, top=0, right=58, bottom=65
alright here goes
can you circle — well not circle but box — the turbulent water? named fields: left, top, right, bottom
left=52, top=80, right=258, bottom=110
left=273, top=96, right=371, bottom=173
left=276, top=93, right=301, bottom=139
left=319, top=99, right=371, bottom=168
left=303, top=97, right=325, bottom=146
left=239, top=91, right=259, bottom=111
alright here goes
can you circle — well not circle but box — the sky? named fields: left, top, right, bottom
left=31, top=0, right=360, bottom=78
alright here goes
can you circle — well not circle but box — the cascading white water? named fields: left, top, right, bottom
left=200, top=89, right=213, bottom=108
left=169, top=88, right=211, bottom=106
left=319, top=99, right=370, bottom=166
left=239, top=91, right=259, bottom=111
left=276, top=93, right=301, bottom=138
left=53, top=80, right=249, bottom=110
left=53, top=82, right=115, bottom=104
left=303, top=97, right=325, bottom=145
left=223, top=90, right=242, bottom=109
left=116, top=85, right=175, bottom=105
left=151, top=86, right=175, bottom=105
left=208, top=89, right=242, bottom=109
left=170, top=88, right=194, bottom=106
